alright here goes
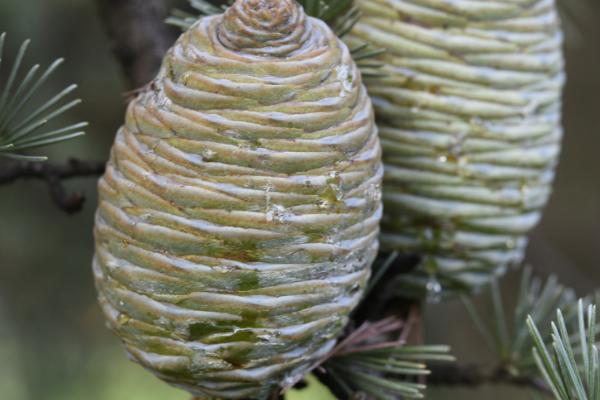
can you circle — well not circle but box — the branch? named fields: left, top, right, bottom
left=94, top=0, right=178, bottom=88
left=428, top=363, right=551, bottom=394
left=314, top=317, right=411, bottom=399
left=0, top=158, right=106, bottom=214
left=10, top=0, right=178, bottom=215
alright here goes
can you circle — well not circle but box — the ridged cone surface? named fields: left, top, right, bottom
left=93, top=0, right=382, bottom=398
left=348, top=0, right=565, bottom=292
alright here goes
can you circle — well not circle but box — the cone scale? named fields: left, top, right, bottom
left=93, top=0, right=382, bottom=398
left=348, top=0, right=565, bottom=293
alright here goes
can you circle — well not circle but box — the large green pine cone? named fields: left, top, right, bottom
left=93, top=0, right=382, bottom=398
left=348, top=0, right=565, bottom=293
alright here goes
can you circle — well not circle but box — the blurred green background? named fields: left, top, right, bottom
left=0, top=1, right=598, bottom=399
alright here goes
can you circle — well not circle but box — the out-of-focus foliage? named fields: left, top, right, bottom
left=462, top=269, right=577, bottom=376
left=288, top=376, right=335, bottom=400
left=461, top=268, right=600, bottom=379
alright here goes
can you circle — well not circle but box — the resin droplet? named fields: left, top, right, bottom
left=425, top=278, right=443, bottom=304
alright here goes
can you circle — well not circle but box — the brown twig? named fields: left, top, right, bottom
left=311, top=313, right=551, bottom=398
left=310, top=316, right=409, bottom=398
left=93, top=0, right=178, bottom=88
left=331, top=317, right=405, bottom=357
left=0, top=158, right=105, bottom=214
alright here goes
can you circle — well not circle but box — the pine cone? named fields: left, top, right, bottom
left=93, top=0, right=382, bottom=398
left=348, top=0, right=565, bottom=293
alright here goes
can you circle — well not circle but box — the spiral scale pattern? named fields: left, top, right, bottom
left=348, top=0, right=564, bottom=292
left=93, top=0, right=382, bottom=398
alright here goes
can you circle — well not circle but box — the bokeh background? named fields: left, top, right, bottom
left=0, top=1, right=598, bottom=399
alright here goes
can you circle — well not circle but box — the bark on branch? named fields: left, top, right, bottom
left=94, top=0, right=178, bottom=88
left=0, top=158, right=106, bottom=214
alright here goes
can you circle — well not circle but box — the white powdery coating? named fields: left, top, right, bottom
left=93, top=1, right=382, bottom=398
left=348, top=0, right=565, bottom=290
